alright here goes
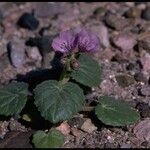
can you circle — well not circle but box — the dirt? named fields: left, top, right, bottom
left=0, top=2, right=150, bottom=148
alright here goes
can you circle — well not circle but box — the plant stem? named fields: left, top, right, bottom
left=82, top=106, right=94, bottom=112
left=59, top=57, right=71, bottom=84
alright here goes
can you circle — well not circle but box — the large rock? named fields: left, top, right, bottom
left=7, top=37, right=26, bottom=68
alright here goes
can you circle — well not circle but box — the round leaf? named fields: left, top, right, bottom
left=0, top=82, right=28, bottom=116
left=95, top=96, right=140, bottom=126
left=32, top=129, right=64, bottom=148
left=34, top=80, right=85, bottom=123
left=71, top=54, right=101, bottom=87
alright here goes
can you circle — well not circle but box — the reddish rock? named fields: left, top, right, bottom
left=111, top=33, right=137, bottom=51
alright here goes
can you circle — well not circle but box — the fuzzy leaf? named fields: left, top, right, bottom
left=0, top=82, right=28, bottom=116
left=95, top=96, right=140, bottom=126
left=34, top=80, right=85, bottom=123
left=32, top=129, right=65, bottom=148
left=71, top=54, right=101, bottom=87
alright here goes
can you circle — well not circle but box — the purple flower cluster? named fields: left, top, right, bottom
left=52, top=29, right=100, bottom=54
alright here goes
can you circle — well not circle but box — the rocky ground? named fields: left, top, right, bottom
left=0, top=2, right=150, bottom=148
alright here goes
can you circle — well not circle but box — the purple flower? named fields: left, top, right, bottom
left=52, top=30, right=77, bottom=53
left=76, top=29, right=100, bottom=52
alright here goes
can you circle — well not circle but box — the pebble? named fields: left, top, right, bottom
left=81, top=119, right=97, bottom=134
left=7, top=37, right=26, bottom=68
left=0, top=121, right=9, bottom=139
left=71, top=127, right=83, bottom=137
left=140, top=52, right=150, bottom=73
left=134, top=72, right=147, bottom=83
left=120, top=143, right=132, bottom=148
left=115, top=74, right=135, bottom=88
left=9, top=118, right=27, bottom=132
left=141, top=7, right=150, bottom=20
left=93, top=7, right=107, bottom=18
left=17, top=12, right=39, bottom=30
left=26, top=47, right=42, bottom=62
left=98, top=24, right=110, bottom=48
left=138, top=36, right=150, bottom=53
left=125, top=2, right=135, bottom=7
left=136, top=102, right=150, bottom=118
left=133, top=118, right=150, bottom=142
left=112, top=33, right=137, bottom=51
left=104, top=12, right=131, bottom=31
left=140, top=85, right=150, bottom=96
left=55, top=122, right=71, bottom=135
left=124, top=7, right=141, bottom=18
left=34, top=2, right=65, bottom=18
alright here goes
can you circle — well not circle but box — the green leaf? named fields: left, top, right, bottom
left=95, top=96, right=140, bottom=126
left=0, top=82, right=28, bottom=116
left=32, top=129, right=65, bottom=148
left=34, top=80, right=85, bottom=123
left=71, top=54, right=101, bottom=87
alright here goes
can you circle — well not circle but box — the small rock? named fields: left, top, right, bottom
left=104, top=142, right=116, bottom=148
left=56, top=122, right=70, bottom=135
left=26, top=36, right=54, bottom=68
left=133, top=118, right=150, bottom=142
left=141, top=141, right=149, bottom=147
left=120, top=143, right=132, bottom=148
left=68, top=116, right=85, bottom=128
left=136, top=102, right=150, bottom=118
left=98, top=24, right=110, bottom=48
left=134, top=72, right=147, bottom=83
left=93, top=7, right=107, bottom=18
left=138, top=36, right=150, bottom=53
left=140, top=85, right=150, bottom=96
left=71, top=128, right=83, bottom=137
left=125, top=7, right=141, bottom=18
left=0, top=121, right=9, bottom=139
left=17, top=12, right=39, bottom=30
left=126, top=61, right=142, bottom=73
left=26, top=47, right=42, bottom=61
left=0, top=130, right=34, bottom=148
left=142, top=7, right=150, bottom=20
left=7, top=37, right=26, bottom=68
left=130, top=24, right=143, bottom=34
left=111, top=33, right=137, bottom=51
left=115, top=74, right=135, bottom=88
left=140, top=52, right=150, bottom=73
left=125, top=2, right=135, bottom=7
left=34, top=2, right=65, bottom=18
left=137, top=3, right=146, bottom=10
left=81, top=119, right=97, bottom=133
left=104, top=12, right=131, bottom=31
left=9, top=118, right=27, bottom=132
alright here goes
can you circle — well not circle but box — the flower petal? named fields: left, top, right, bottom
left=52, top=37, right=69, bottom=53
left=52, top=30, right=77, bottom=53
left=77, top=29, right=100, bottom=52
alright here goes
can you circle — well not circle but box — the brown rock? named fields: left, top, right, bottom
left=56, top=122, right=71, bottom=135
left=81, top=119, right=97, bottom=133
